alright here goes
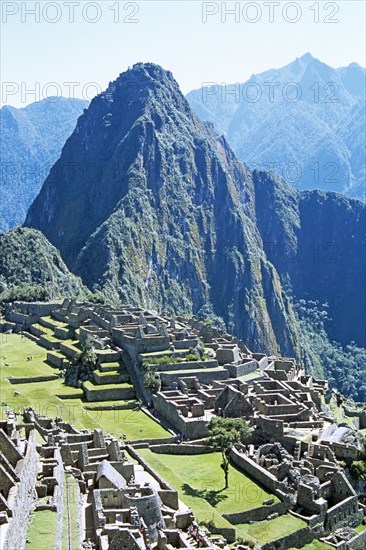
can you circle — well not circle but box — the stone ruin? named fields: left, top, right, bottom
left=1, top=300, right=366, bottom=549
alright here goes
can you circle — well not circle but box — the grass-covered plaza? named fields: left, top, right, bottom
left=0, top=334, right=169, bottom=440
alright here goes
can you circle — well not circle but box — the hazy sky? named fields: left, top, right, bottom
left=1, top=0, right=365, bottom=106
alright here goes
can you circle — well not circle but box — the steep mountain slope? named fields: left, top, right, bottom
left=0, top=227, right=87, bottom=300
left=187, top=54, right=366, bottom=199
left=252, top=171, right=366, bottom=349
left=25, top=63, right=301, bottom=357
left=0, top=97, right=88, bottom=231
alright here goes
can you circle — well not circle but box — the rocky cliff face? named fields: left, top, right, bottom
left=25, top=63, right=301, bottom=357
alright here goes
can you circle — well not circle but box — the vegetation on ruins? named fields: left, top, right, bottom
left=143, top=370, right=161, bottom=392
left=185, top=353, right=200, bottom=362
left=206, top=417, right=250, bottom=488
left=196, top=304, right=226, bottom=332
left=80, top=337, right=98, bottom=370
left=350, top=460, right=366, bottom=481
left=235, top=536, right=256, bottom=548
left=142, top=355, right=171, bottom=367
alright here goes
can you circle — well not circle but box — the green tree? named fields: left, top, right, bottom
left=80, top=337, right=97, bottom=370
left=206, top=417, right=250, bottom=488
left=143, top=371, right=161, bottom=392
left=350, top=460, right=366, bottom=480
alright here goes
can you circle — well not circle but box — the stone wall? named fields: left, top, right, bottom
left=330, top=442, right=363, bottom=461
left=226, top=359, right=258, bottom=378
left=348, top=529, right=366, bottom=549
left=153, top=360, right=218, bottom=372
left=3, top=430, right=38, bottom=550
left=152, top=393, right=208, bottom=439
left=8, top=374, right=59, bottom=384
left=53, top=447, right=65, bottom=550
left=83, top=385, right=135, bottom=402
left=209, top=526, right=236, bottom=544
left=261, top=524, right=322, bottom=550
left=160, top=368, right=228, bottom=386
left=115, top=341, right=151, bottom=405
left=325, top=496, right=363, bottom=531
left=222, top=501, right=288, bottom=524
left=230, top=448, right=288, bottom=496
left=149, top=444, right=214, bottom=455
left=5, top=302, right=60, bottom=328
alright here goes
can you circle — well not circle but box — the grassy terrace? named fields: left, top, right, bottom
left=162, top=367, right=224, bottom=375
left=98, top=361, right=125, bottom=369
left=138, top=449, right=284, bottom=540
left=25, top=509, right=57, bottom=549
left=60, top=340, right=82, bottom=352
left=140, top=349, right=191, bottom=358
left=42, top=315, right=69, bottom=329
left=83, top=399, right=139, bottom=409
left=237, top=514, right=306, bottom=544
left=83, top=380, right=133, bottom=391
left=239, top=371, right=262, bottom=382
left=291, top=541, right=329, bottom=550
left=0, top=334, right=57, bottom=380
left=0, top=334, right=169, bottom=439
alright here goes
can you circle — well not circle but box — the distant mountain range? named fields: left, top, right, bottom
left=187, top=53, right=366, bottom=199
left=0, top=97, right=88, bottom=231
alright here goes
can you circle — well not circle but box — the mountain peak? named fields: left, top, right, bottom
left=108, top=62, right=179, bottom=98
left=298, top=52, right=314, bottom=63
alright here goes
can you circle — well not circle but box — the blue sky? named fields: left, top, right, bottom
left=1, top=1, right=365, bottom=106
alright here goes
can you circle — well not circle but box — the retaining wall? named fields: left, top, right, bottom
left=149, top=444, right=214, bottom=455
left=223, top=501, right=288, bottom=524
left=261, top=525, right=322, bottom=550
left=230, top=448, right=287, bottom=496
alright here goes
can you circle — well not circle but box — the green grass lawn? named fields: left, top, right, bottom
left=0, top=333, right=57, bottom=378
left=237, top=514, right=306, bottom=544
left=138, top=449, right=278, bottom=535
left=0, top=334, right=169, bottom=440
left=83, top=399, right=139, bottom=409
left=62, top=403, right=169, bottom=439
left=25, top=509, right=57, bottom=549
